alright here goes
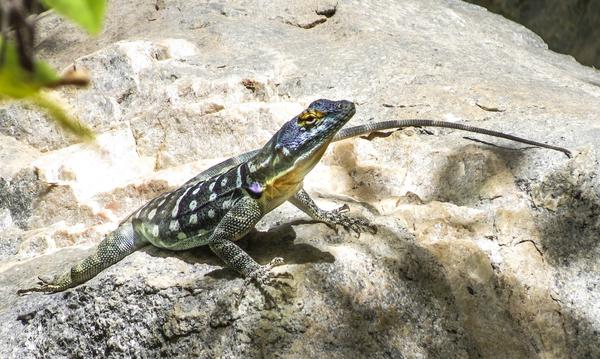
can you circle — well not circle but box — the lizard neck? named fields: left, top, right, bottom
left=248, top=139, right=330, bottom=213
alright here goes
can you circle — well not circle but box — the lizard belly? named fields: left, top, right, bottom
left=135, top=220, right=215, bottom=250
left=153, top=230, right=213, bottom=250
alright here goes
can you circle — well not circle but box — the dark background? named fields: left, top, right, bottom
left=464, top=0, right=600, bottom=68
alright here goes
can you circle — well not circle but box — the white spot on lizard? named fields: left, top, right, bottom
left=236, top=166, right=243, bottom=187
left=147, top=208, right=156, bottom=220
left=169, top=220, right=180, bottom=231
left=151, top=224, right=159, bottom=237
left=172, top=187, right=191, bottom=218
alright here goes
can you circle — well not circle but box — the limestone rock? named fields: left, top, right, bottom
left=33, top=125, right=154, bottom=202
left=0, top=134, right=41, bottom=179
left=0, top=169, right=47, bottom=230
left=1, top=0, right=599, bottom=358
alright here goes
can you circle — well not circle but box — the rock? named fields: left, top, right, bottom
left=0, top=209, right=12, bottom=230
left=0, top=134, right=41, bottom=179
left=316, top=0, right=338, bottom=18
left=0, top=169, right=47, bottom=230
left=33, top=125, right=154, bottom=202
left=0, top=102, right=65, bottom=152
left=1, top=0, right=600, bottom=358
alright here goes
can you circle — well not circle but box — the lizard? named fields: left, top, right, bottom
left=18, top=99, right=571, bottom=294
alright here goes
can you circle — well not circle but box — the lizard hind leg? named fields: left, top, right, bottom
left=17, top=222, right=147, bottom=295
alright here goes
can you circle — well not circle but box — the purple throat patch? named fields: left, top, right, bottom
left=247, top=182, right=263, bottom=195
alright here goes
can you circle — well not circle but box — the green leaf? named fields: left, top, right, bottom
left=0, top=39, right=61, bottom=98
left=30, top=93, right=96, bottom=141
left=42, top=0, right=106, bottom=34
left=0, top=39, right=95, bottom=141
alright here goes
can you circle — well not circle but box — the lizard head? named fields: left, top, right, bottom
left=249, top=99, right=355, bottom=183
left=277, top=98, right=356, bottom=156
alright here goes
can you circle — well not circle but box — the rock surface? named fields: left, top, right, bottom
left=1, top=0, right=600, bottom=358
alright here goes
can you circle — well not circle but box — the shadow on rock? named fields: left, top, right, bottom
left=429, top=143, right=527, bottom=205
left=277, top=225, right=481, bottom=358
left=5, top=214, right=597, bottom=357
left=559, top=305, right=600, bottom=358
left=144, top=222, right=336, bottom=280
left=531, top=152, right=600, bottom=266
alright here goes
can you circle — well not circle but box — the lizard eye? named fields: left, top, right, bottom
left=297, top=109, right=325, bottom=127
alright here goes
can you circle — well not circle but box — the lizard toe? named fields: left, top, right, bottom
left=339, top=216, right=377, bottom=236
left=332, top=204, right=350, bottom=214
left=18, top=272, right=73, bottom=295
left=247, top=257, right=293, bottom=287
left=17, top=283, right=54, bottom=295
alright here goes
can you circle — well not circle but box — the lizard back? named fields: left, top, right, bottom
left=131, top=162, right=254, bottom=250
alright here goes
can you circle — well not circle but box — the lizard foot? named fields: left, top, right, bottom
left=237, top=257, right=293, bottom=307
left=246, top=257, right=293, bottom=286
left=17, top=276, right=63, bottom=295
left=328, top=205, right=377, bottom=236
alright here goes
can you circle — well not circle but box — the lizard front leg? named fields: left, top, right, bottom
left=18, top=222, right=147, bottom=294
left=289, top=188, right=376, bottom=235
left=208, top=196, right=287, bottom=284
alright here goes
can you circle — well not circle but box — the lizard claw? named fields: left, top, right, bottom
left=343, top=216, right=378, bottom=236
left=17, top=276, right=52, bottom=295
left=237, top=257, right=293, bottom=307
left=326, top=204, right=377, bottom=237
left=17, top=282, right=51, bottom=296
left=332, top=204, right=350, bottom=214
left=17, top=273, right=70, bottom=295
left=328, top=207, right=377, bottom=236
left=37, top=275, right=53, bottom=285
left=246, top=257, right=293, bottom=286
